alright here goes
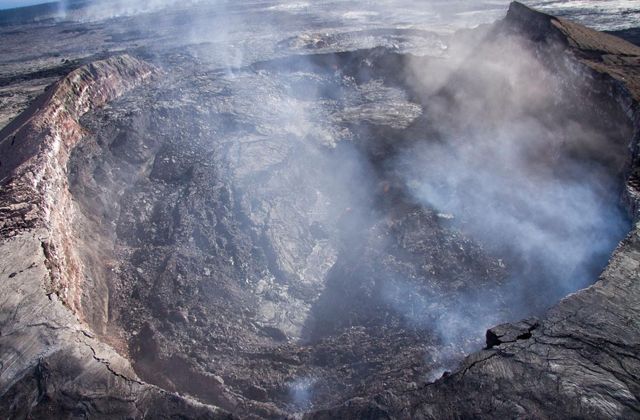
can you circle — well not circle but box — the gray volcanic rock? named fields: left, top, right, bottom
left=307, top=3, right=640, bottom=419
left=410, top=232, right=640, bottom=419
left=1, top=1, right=640, bottom=419
left=0, top=55, right=232, bottom=419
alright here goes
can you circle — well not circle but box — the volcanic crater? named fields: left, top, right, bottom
left=1, top=1, right=640, bottom=419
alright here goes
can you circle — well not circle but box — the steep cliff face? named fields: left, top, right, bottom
left=0, top=55, right=231, bottom=419
left=0, top=55, right=156, bottom=313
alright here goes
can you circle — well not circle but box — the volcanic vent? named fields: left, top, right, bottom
left=1, top=2, right=640, bottom=419
left=61, top=7, right=635, bottom=419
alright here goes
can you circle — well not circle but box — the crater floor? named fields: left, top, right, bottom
left=69, top=11, right=632, bottom=417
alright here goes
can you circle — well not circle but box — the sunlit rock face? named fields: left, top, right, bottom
left=1, top=1, right=640, bottom=418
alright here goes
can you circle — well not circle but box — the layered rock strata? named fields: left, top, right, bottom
left=0, top=55, right=230, bottom=419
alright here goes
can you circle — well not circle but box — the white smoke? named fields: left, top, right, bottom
left=52, top=0, right=634, bottom=400
left=59, top=0, right=207, bottom=20
left=385, top=20, right=631, bottom=361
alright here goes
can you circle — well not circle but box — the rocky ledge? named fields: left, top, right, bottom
left=0, top=55, right=231, bottom=418
left=308, top=2, right=640, bottom=419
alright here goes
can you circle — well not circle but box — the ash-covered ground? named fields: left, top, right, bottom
left=1, top=0, right=639, bottom=417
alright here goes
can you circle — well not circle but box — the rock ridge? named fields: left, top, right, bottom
left=0, top=54, right=155, bottom=313
left=0, top=55, right=232, bottom=418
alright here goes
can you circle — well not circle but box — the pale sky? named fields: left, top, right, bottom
left=0, top=0, right=51, bottom=9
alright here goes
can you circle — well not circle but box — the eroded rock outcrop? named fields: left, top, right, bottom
left=0, top=55, right=156, bottom=311
left=0, top=55, right=231, bottom=419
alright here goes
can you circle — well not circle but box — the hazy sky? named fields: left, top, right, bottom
left=0, top=0, right=49, bottom=9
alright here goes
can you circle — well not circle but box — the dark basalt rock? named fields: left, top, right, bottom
left=485, top=317, right=539, bottom=349
left=307, top=3, right=640, bottom=419
left=1, top=1, right=640, bottom=419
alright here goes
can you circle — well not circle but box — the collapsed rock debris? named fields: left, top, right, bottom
left=1, top=1, right=640, bottom=418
